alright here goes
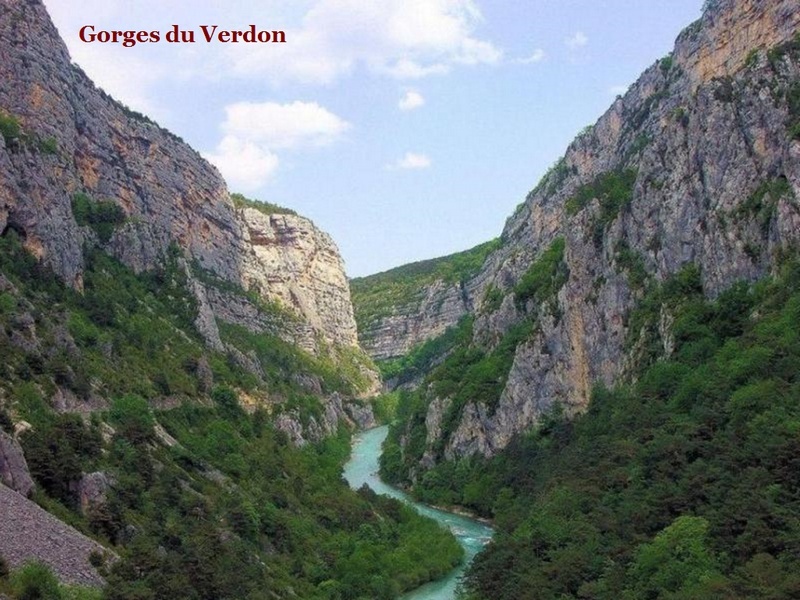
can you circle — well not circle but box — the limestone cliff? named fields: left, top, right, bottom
left=351, top=240, right=498, bottom=361
left=0, top=0, right=377, bottom=397
left=238, top=207, right=359, bottom=349
left=369, top=0, right=800, bottom=466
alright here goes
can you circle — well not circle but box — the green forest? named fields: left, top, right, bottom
left=0, top=230, right=462, bottom=600
left=381, top=259, right=800, bottom=599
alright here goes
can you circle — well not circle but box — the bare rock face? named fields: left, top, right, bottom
left=387, top=0, right=800, bottom=464
left=0, top=429, right=34, bottom=497
left=0, top=0, right=375, bottom=381
left=77, top=471, right=114, bottom=517
left=359, top=279, right=471, bottom=361
left=675, top=0, right=800, bottom=88
left=238, top=208, right=359, bottom=348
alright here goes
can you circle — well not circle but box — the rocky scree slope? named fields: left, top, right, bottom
left=0, top=0, right=379, bottom=410
left=371, top=0, right=800, bottom=469
left=0, top=484, right=108, bottom=588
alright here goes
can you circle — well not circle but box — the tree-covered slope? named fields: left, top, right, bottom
left=382, top=259, right=800, bottom=599
left=0, top=230, right=462, bottom=599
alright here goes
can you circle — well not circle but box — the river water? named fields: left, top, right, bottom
left=343, top=426, right=494, bottom=600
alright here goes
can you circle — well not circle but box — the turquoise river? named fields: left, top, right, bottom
left=343, top=425, right=494, bottom=600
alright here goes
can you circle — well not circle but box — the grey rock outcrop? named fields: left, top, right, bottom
left=77, top=471, right=114, bottom=517
left=385, top=0, right=800, bottom=464
left=0, top=429, right=34, bottom=497
left=0, top=0, right=376, bottom=382
left=359, top=279, right=471, bottom=361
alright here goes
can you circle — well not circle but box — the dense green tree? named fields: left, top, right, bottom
left=110, top=395, right=155, bottom=446
left=624, top=516, right=723, bottom=598
left=380, top=260, right=800, bottom=599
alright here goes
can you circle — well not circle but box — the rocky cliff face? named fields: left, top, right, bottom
left=238, top=208, right=359, bottom=348
left=676, top=0, right=798, bottom=87
left=351, top=241, right=497, bottom=362
left=0, top=429, right=34, bottom=497
left=358, top=279, right=470, bottom=361
left=380, top=0, right=800, bottom=465
left=0, top=0, right=375, bottom=386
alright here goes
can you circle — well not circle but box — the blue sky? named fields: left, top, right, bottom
left=43, top=0, right=703, bottom=277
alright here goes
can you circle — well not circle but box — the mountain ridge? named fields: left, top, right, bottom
left=353, top=0, right=800, bottom=463
left=0, top=0, right=379, bottom=407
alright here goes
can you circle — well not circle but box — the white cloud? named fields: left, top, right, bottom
left=203, top=136, right=279, bottom=191
left=388, top=152, right=432, bottom=170
left=383, top=59, right=450, bottom=79
left=221, top=101, right=350, bottom=149
left=609, top=84, right=629, bottom=96
left=454, top=37, right=503, bottom=65
left=565, top=31, right=588, bottom=49
left=399, top=90, right=425, bottom=111
left=226, top=0, right=502, bottom=85
left=515, top=48, right=545, bottom=65
left=205, top=100, right=349, bottom=190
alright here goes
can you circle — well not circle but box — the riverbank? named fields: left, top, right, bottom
left=343, top=426, right=494, bottom=600
left=420, top=500, right=493, bottom=527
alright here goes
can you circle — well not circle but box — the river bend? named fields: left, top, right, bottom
left=343, top=426, right=494, bottom=600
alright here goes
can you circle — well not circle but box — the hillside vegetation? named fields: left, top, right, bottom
left=350, top=239, right=500, bottom=333
left=0, top=230, right=462, bottom=600
left=231, top=192, right=298, bottom=217
left=382, top=259, right=800, bottom=599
